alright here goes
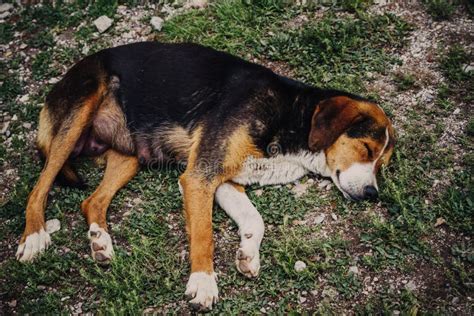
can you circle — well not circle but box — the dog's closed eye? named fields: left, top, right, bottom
left=364, top=143, right=373, bottom=159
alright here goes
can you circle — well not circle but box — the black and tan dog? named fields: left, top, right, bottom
left=16, top=42, right=394, bottom=310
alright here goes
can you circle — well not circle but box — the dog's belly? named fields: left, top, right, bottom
left=232, top=151, right=327, bottom=186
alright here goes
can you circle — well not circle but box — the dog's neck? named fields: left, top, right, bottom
left=258, top=84, right=321, bottom=156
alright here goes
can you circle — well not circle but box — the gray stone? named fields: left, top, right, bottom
left=294, top=260, right=307, bottom=272
left=93, top=16, right=113, bottom=33
left=318, top=179, right=331, bottom=188
left=0, top=3, right=13, bottom=13
left=405, top=280, right=416, bottom=291
left=186, top=0, right=208, bottom=9
left=0, top=11, right=11, bottom=19
left=45, top=219, right=61, bottom=234
left=150, top=16, right=164, bottom=31
left=314, top=214, right=325, bottom=225
left=348, top=266, right=359, bottom=275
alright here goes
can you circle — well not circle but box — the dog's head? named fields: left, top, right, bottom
left=309, top=96, right=395, bottom=201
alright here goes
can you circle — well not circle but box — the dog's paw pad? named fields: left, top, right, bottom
left=235, top=243, right=260, bottom=278
left=88, top=223, right=114, bottom=265
left=16, top=228, right=51, bottom=262
left=185, top=272, right=218, bottom=311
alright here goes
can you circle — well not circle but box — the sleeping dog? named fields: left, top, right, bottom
left=16, top=42, right=394, bottom=311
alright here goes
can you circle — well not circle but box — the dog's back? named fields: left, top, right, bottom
left=40, top=42, right=302, bottom=169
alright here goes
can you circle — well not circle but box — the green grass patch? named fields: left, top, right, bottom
left=163, top=4, right=411, bottom=93
left=423, top=0, right=457, bottom=20
left=439, top=44, right=474, bottom=102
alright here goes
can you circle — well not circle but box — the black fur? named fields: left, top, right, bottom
left=48, top=42, right=373, bottom=178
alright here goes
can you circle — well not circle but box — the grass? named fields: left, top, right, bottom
left=423, top=0, right=457, bottom=20
left=1, top=1, right=472, bottom=314
left=162, top=3, right=411, bottom=92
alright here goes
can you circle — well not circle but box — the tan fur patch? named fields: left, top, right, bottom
left=37, top=107, right=53, bottom=156
left=154, top=124, right=193, bottom=162
left=221, top=126, right=263, bottom=181
left=93, top=95, right=134, bottom=154
left=82, top=150, right=138, bottom=228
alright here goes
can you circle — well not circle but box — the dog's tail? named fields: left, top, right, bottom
left=36, top=106, right=87, bottom=189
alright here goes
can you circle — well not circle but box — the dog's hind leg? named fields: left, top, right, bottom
left=81, top=149, right=138, bottom=264
left=16, top=93, right=102, bottom=262
left=215, top=182, right=264, bottom=278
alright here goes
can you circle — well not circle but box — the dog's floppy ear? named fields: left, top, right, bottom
left=308, top=96, right=362, bottom=151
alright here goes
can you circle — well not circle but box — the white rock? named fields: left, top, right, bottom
left=292, top=182, right=309, bottom=197
left=314, top=214, right=325, bottom=224
left=294, top=260, right=307, bottom=272
left=310, top=290, right=318, bottom=296
left=45, top=219, right=61, bottom=234
left=405, top=280, right=416, bottom=291
left=187, top=0, right=208, bottom=9
left=82, top=45, right=90, bottom=55
left=0, top=3, right=13, bottom=12
left=11, top=114, right=18, bottom=121
left=331, top=213, right=338, bottom=221
left=93, top=16, right=113, bottom=33
left=22, top=122, right=32, bottom=129
left=348, top=266, right=359, bottom=274
left=1, top=121, right=10, bottom=134
left=150, top=16, right=164, bottom=31
left=462, top=64, right=474, bottom=73
left=322, top=288, right=338, bottom=298
left=48, top=77, right=59, bottom=84
left=318, top=179, right=331, bottom=188
left=19, top=95, right=29, bottom=103
left=453, top=108, right=461, bottom=115
left=0, top=11, right=11, bottom=19
left=254, top=189, right=263, bottom=197
left=299, top=296, right=307, bottom=303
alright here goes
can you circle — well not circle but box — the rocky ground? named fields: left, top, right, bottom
left=0, top=1, right=472, bottom=314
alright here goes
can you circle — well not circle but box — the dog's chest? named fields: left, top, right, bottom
left=232, top=152, right=326, bottom=186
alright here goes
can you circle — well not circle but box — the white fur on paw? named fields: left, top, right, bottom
left=16, top=229, right=51, bottom=262
left=185, top=272, right=218, bottom=311
left=88, top=223, right=114, bottom=264
left=236, top=238, right=261, bottom=278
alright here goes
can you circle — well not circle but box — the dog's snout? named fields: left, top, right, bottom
left=363, top=185, right=378, bottom=200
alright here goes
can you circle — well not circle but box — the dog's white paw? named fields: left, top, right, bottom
left=185, top=272, right=218, bottom=311
left=16, top=228, right=51, bottom=262
left=235, top=237, right=261, bottom=278
left=88, top=223, right=114, bottom=264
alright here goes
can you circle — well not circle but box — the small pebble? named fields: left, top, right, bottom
left=405, top=280, right=416, bottom=291
left=45, top=219, right=61, bottom=234
left=294, top=260, right=307, bottom=272
left=150, top=16, right=164, bottom=31
left=314, top=214, right=325, bottom=224
left=93, top=15, right=113, bottom=33
left=348, top=266, right=359, bottom=275
left=318, top=179, right=331, bottom=188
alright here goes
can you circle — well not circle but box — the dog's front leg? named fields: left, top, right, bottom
left=215, top=182, right=264, bottom=278
left=179, top=173, right=219, bottom=311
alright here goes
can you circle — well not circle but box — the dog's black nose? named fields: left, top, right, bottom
left=363, top=185, right=378, bottom=200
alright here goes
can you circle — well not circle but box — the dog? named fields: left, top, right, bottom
left=16, top=42, right=394, bottom=311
